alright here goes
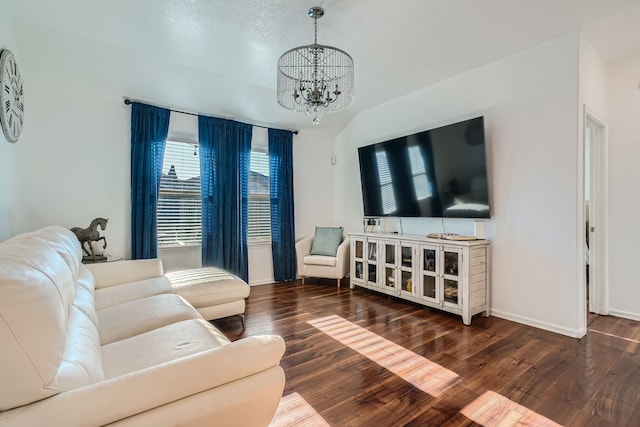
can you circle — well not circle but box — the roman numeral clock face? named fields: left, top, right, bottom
left=0, top=49, right=24, bottom=143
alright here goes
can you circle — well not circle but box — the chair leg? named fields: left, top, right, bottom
left=238, top=314, right=246, bottom=330
left=301, top=276, right=305, bottom=284
left=337, top=278, right=341, bottom=288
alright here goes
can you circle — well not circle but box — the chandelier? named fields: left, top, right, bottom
left=277, top=6, right=354, bottom=124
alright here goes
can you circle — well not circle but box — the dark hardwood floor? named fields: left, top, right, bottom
left=212, top=280, right=640, bottom=427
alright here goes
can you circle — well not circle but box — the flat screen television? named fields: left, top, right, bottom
left=358, top=116, right=490, bottom=219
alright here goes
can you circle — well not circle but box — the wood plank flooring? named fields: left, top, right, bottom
left=212, top=280, right=640, bottom=427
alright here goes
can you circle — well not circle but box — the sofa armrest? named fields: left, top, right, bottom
left=335, top=235, right=351, bottom=277
left=0, top=335, right=286, bottom=427
left=295, top=235, right=314, bottom=276
left=84, top=259, right=164, bottom=289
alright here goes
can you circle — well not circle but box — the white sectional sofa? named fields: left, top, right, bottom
left=0, top=226, right=285, bottom=426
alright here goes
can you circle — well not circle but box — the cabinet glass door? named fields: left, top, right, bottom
left=420, top=246, right=438, bottom=303
left=385, top=243, right=396, bottom=265
left=384, top=267, right=396, bottom=290
left=401, top=245, right=413, bottom=268
left=355, top=240, right=363, bottom=259
left=352, top=238, right=365, bottom=282
left=382, top=242, right=398, bottom=291
left=399, top=244, right=415, bottom=295
left=355, top=260, right=364, bottom=280
left=366, top=240, right=378, bottom=286
left=442, top=249, right=461, bottom=307
left=401, top=270, right=414, bottom=293
left=367, top=241, right=377, bottom=262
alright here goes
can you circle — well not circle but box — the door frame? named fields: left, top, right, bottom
left=581, top=106, right=609, bottom=325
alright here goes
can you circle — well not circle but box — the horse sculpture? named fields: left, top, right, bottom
left=71, top=218, right=108, bottom=261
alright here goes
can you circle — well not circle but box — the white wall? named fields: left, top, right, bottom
left=294, top=128, right=336, bottom=239
left=579, top=35, right=610, bottom=121
left=13, top=23, right=132, bottom=256
left=607, top=54, right=640, bottom=320
left=18, top=76, right=131, bottom=257
left=335, top=33, right=584, bottom=336
left=0, top=1, right=24, bottom=240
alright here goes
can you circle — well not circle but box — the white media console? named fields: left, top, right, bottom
left=349, top=232, right=491, bottom=325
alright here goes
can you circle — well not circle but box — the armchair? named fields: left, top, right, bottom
left=295, top=232, right=350, bottom=287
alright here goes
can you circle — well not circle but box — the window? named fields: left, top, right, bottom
left=157, top=141, right=201, bottom=248
left=157, top=133, right=270, bottom=247
left=248, top=149, right=271, bottom=242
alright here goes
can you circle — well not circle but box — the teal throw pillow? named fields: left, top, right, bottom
left=310, top=226, right=344, bottom=257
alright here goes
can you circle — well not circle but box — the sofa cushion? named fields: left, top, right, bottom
left=310, top=226, right=343, bottom=256
left=101, top=319, right=230, bottom=379
left=97, top=294, right=202, bottom=345
left=303, top=254, right=337, bottom=267
left=95, top=276, right=174, bottom=310
left=87, top=258, right=164, bottom=289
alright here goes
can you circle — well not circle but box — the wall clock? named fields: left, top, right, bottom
left=0, top=49, right=24, bottom=143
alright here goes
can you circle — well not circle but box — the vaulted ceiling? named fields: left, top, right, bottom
left=8, top=0, right=640, bottom=138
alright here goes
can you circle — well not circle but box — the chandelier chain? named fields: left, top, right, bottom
left=314, top=13, right=318, bottom=44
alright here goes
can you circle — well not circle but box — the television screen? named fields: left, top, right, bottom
left=358, top=116, right=490, bottom=218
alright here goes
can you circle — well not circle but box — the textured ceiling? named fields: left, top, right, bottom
left=8, top=0, right=640, bottom=138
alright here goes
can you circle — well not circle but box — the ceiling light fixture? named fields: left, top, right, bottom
left=277, top=6, right=354, bottom=125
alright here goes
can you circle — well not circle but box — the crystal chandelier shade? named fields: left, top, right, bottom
left=277, top=7, right=354, bottom=124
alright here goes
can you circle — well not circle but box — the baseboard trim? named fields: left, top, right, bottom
left=607, top=309, right=640, bottom=322
left=249, top=278, right=274, bottom=286
left=490, top=309, right=585, bottom=338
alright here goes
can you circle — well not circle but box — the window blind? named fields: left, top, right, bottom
left=157, top=141, right=202, bottom=247
left=249, top=150, right=271, bottom=242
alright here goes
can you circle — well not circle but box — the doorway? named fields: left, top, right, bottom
left=584, top=111, right=606, bottom=324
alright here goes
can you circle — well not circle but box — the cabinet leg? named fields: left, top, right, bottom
left=462, top=314, right=471, bottom=326
left=483, top=309, right=490, bottom=317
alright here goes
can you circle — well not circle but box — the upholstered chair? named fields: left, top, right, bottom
left=295, top=227, right=350, bottom=288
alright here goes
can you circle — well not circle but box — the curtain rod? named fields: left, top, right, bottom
left=123, top=98, right=299, bottom=135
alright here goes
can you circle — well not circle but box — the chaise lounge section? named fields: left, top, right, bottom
left=89, top=262, right=251, bottom=327
left=0, top=226, right=285, bottom=426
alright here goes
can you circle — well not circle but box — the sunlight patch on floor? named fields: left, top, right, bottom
left=588, top=327, right=640, bottom=344
left=269, top=392, right=330, bottom=427
left=461, top=390, right=563, bottom=427
left=308, top=314, right=460, bottom=397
